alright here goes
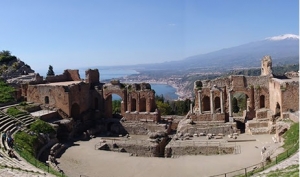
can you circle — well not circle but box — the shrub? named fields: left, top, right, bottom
left=30, top=119, right=55, bottom=134
left=0, top=81, right=15, bottom=103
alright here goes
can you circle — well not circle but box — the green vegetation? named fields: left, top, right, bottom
left=30, top=119, right=56, bottom=134
left=264, top=165, right=299, bottom=177
left=236, top=122, right=299, bottom=177
left=112, top=100, right=121, bottom=114
left=155, top=94, right=191, bottom=115
left=6, top=107, right=27, bottom=117
left=0, top=80, right=15, bottom=103
left=232, top=97, right=239, bottom=113
left=14, top=120, right=61, bottom=176
left=47, top=65, right=55, bottom=76
left=282, top=122, right=299, bottom=150
left=232, top=93, right=247, bottom=115
left=0, top=50, right=17, bottom=63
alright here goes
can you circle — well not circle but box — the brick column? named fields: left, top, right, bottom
left=210, top=90, right=214, bottom=114
left=220, top=90, right=224, bottom=113
left=228, top=89, right=233, bottom=117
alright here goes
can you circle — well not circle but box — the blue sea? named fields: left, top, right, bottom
left=36, top=68, right=178, bottom=100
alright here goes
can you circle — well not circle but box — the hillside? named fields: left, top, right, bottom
left=102, top=34, right=299, bottom=72
left=0, top=50, right=34, bottom=79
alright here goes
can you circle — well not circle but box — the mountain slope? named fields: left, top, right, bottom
left=129, top=34, right=299, bottom=71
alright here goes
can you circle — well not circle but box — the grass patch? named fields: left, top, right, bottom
left=282, top=123, right=299, bottom=149
left=231, top=122, right=299, bottom=177
left=6, top=107, right=27, bottom=117
left=0, top=81, right=15, bottom=103
left=14, top=120, right=62, bottom=176
left=265, top=164, right=299, bottom=177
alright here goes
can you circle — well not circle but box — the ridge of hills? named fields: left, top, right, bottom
left=93, top=34, right=299, bottom=72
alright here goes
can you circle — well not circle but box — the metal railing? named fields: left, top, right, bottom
left=209, top=143, right=299, bottom=177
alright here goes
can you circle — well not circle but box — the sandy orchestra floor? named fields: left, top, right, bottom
left=56, top=134, right=281, bottom=177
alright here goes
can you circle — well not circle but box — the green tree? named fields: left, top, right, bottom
left=0, top=50, right=17, bottom=62
left=155, top=94, right=165, bottom=103
left=47, top=65, right=55, bottom=76
left=156, top=101, right=172, bottom=115
left=232, top=97, right=239, bottom=113
left=112, top=100, right=121, bottom=114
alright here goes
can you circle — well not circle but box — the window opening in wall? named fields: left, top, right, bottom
left=260, top=95, right=265, bottom=108
left=45, top=96, right=49, bottom=104
left=203, top=96, right=210, bottom=111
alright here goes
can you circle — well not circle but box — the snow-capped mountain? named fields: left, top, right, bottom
left=266, top=34, right=299, bottom=41
left=131, top=34, right=299, bottom=70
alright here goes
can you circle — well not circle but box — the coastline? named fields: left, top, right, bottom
left=119, top=79, right=191, bottom=100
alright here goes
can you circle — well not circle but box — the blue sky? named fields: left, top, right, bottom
left=0, top=0, right=298, bottom=71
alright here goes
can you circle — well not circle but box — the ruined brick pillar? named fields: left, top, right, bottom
left=228, top=89, right=233, bottom=117
left=261, top=56, right=273, bottom=76
left=210, top=90, right=214, bottom=114
left=220, top=90, right=224, bottom=113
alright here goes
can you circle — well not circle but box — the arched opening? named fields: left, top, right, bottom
left=260, top=95, right=265, bottom=108
left=214, top=96, right=220, bottom=112
left=131, top=98, right=137, bottom=112
left=233, top=92, right=247, bottom=115
left=94, top=97, right=99, bottom=110
left=232, top=97, right=239, bottom=113
left=275, top=102, right=281, bottom=117
left=202, top=96, right=210, bottom=111
left=139, top=98, right=146, bottom=112
left=112, top=94, right=122, bottom=118
left=71, top=103, right=80, bottom=120
left=44, top=96, right=49, bottom=104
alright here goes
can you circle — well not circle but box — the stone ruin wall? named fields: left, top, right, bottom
left=45, top=70, right=81, bottom=83
left=182, top=124, right=234, bottom=135
left=100, top=137, right=169, bottom=157
left=245, top=76, right=269, bottom=89
left=85, top=69, right=100, bottom=84
left=165, top=144, right=235, bottom=157
left=193, top=74, right=272, bottom=121
left=27, top=85, right=71, bottom=115
left=26, top=82, right=92, bottom=117
left=127, top=90, right=156, bottom=113
left=189, top=113, right=225, bottom=122
left=124, top=112, right=160, bottom=122
left=269, top=79, right=283, bottom=116
left=281, top=81, right=299, bottom=113
left=121, top=122, right=167, bottom=135
left=67, top=83, right=91, bottom=115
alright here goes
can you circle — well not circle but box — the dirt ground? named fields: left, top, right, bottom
left=56, top=134, right=280, bottom=177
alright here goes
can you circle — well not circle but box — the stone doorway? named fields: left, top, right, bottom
left=71, top=103, right=80, bottom=120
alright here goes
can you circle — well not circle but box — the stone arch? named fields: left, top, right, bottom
left=71, top=103, right=80, bottom=120
left=202, top=96, right=210, bottom=111
left=44, top=96, right=49, bottom=104
left=214, top=96, right=220, bottom=110
left=232, top=92, right=248, bottom=113
left=260, top=95, right=265, bottom=108
left=104, top=92, right=126, bottom=118
left=139, top=97, right=146, bottom=112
